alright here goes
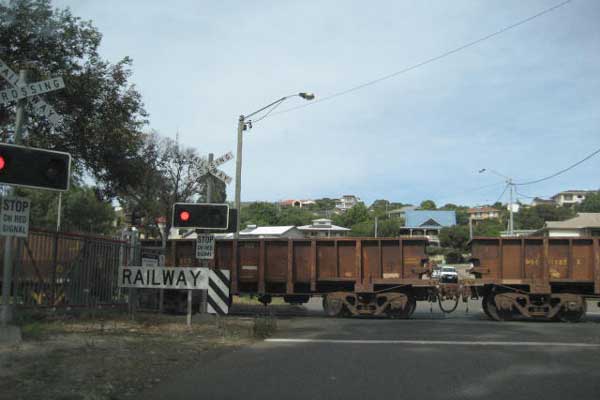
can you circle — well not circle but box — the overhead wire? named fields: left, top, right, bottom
left=267, top=0, right=573, bottom=119
left=494, top=183, right=510, bottom=204
left=514, top=145, right=600, bottom=186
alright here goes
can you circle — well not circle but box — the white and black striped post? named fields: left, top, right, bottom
left=207, top=268, right=230, bottom=315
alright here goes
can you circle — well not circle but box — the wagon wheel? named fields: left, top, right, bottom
left=482, top=294, right=501, bottom=321
left=388, top=295, right=416, bottom=319
left=557, top=298, right=587, bottom=323
left=493, top=294, right=517, bottom=321
left=323, top=295, right=345, bottom=317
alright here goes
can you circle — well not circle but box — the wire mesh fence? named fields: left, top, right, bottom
left=0, top=229, right=136, bottom=309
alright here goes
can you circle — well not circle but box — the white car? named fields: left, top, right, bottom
left=439, top=266, right=459, bottom=283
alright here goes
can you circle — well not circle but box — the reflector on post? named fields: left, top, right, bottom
left=172, top=203, right=229, bottom=230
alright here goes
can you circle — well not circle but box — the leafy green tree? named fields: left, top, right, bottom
left=240, top=202, right=279, bottom=227
left=377, top=218, right=403, bottom=237
left=419, top=200, right=436, bottom=210
left=439, top=225, right=470, bottom=251
left=18, top=184, right=116, bottom=235
left=309, top=198, right=338, bottom=211
left=349, top=220, right=375, bottom=237
left=277, top=207, right=315, bottom=226
left=474, top=219, right=505, bottom=236
left=577, top=192, right=600, bottom=212
left=333, top=202, right=369, bottom=227
left=0, top=0, right=148, bottom=198
left=119, top=133, right=206, bottom=239
left=515, top=204, right=575, bottom=230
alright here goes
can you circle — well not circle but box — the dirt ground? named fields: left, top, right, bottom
left=0, top=309, right=269, bottom=400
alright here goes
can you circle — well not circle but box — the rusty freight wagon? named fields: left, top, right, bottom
left=155, top=237, right=436, bottom=318
left=469, top=237, right=600, bottom=322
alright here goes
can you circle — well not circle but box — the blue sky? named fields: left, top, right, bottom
left=55, top=0, right=600, bottom=207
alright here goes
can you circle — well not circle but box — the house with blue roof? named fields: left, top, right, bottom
left=400, top=210, right=456, bottom=246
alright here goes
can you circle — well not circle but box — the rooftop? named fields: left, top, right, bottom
left=467, top=206, right=499, bottom=213
left=404, top=210, right=456, bottom=228
left=298, top=218, right=350, bottom=232
left=545, top=213, right=600, bottom=229
left=241, top=226, right=296, bottom=235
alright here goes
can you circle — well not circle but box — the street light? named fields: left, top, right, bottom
left=479, top=168, right=515, bottom=236
left=234, top=92, right=315, bottom=237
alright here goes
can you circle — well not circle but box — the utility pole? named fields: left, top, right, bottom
left=206, top=153, right=214, bottom=203
left=1, top=69, right=27, bottom=327
left=469, top=217, right=473, bottom=240
left=374, top=216, right=378, bottom=238
left=56, top=193, right=62, bottom=232
left=234, top=116, right=244, bottom=238
left=508, top=179, right=514, bottom=236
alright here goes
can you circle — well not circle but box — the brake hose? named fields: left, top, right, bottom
left=438, top=294, right=459, bottom=313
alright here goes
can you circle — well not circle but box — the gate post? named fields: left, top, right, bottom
left=50, top=231, right=59, bottom=307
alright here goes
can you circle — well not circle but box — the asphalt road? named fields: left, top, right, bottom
left=143, top=299, right=600, bottom=400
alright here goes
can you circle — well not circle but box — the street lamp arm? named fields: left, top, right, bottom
left=479, top=168, right=510, bottom=181
left=243, top=92, right=314, bottom=120
left=244, top=96, right=289, bottom=120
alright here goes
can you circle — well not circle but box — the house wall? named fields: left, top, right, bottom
left=555, top=193, right=587, bottom=206
left=547, top=229, right=582, bottom=238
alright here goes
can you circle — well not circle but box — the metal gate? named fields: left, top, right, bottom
left=0, top=229, right=133, bottom=308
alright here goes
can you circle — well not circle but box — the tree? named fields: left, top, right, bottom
left=377, top=218, right=403, bottom=237
left=308, top=198, right=337, bottom=211
left=349, top=220, right=374, bottom=237
left=474, top=219, right=505, bottom=236
left=419, top=200, right=436, bottom=210
left=277, top=207, right=315, bottom=226
left=0, top=0, right=148, bottom=198
left=17, top=183, right=116, bottom=235
left=439, top=225, right=470, bottom=251
left=333, top=202, right=369, bottom=227
left=119, top=133, right=205, bottom=239
left=515, top=204, right=575, bottom=230
left=577, top=192, right=600, bottom=212
left=240, top=202, right=279, bottom=227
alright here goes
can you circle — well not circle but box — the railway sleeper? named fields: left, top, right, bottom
left=323, top=291, right=416, bottom=318
left=492, top=292, right=586, bottom=322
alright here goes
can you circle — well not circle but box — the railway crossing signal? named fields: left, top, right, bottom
left=0, top=58, right=64, bottom=126
left=0, top=143, right=71, bottom=191
left=172, top=203, right=230, bottom=230
left=199, top=151, right=233, bottom=184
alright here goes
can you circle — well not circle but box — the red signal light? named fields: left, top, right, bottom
left=180, top=211, right=190, bottom=222
left=0, top=156, right=5, bottom=171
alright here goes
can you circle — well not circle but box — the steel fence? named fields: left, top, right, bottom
left=0, top=229, right=135, bottom=308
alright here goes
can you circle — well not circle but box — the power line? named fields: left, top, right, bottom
left=433, top=180, right=506, bottom=205
left=494, top=183, right=510, bottom=204
left=514, top=145, right=600, bottom=186
left=268, top=0, right=573, bottom=118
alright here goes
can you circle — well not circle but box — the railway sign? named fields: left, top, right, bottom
left=0, top=58, right=64, bottom=125
left=0, top=77, right=65, bottom=105
left=119, top=266, right=209, bottom=290
left=0, top=196, right=30, bottom=238
left=196, top=233, right=215, bottom=260
left=199, top=151, right=233, bottom=184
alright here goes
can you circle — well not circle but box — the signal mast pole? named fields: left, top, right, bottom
left=1, top=70, right=27, bottom=326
